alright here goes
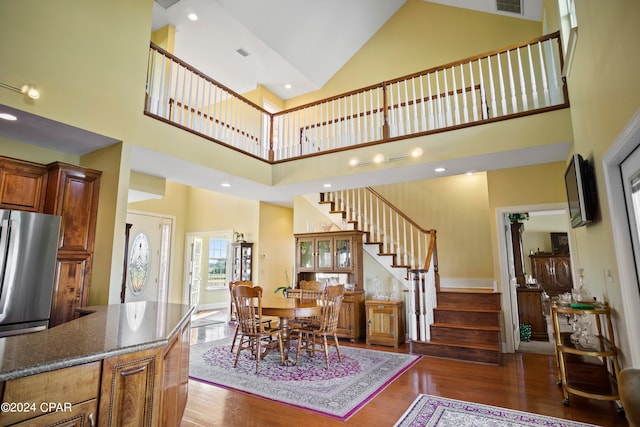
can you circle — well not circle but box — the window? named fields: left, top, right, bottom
left=207, top=237, right=229, bottom=289
left=559, top=0, right=578, bottom=77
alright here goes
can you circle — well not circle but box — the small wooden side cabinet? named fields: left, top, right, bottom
left=336, top=291, right=365, bottom=342
left=516, top=287, right=548, bottom=341
left=365, top=300, right=405, bottom=348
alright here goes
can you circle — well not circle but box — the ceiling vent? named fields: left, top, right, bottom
left=236, top=48, right=250, bottom=58
left=496, top=0, right=523, bottom=14
left=155, top=0, right=181, bottom=10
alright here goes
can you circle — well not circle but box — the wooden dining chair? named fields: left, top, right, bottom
left=229, top=281, right=271, bottom=352
left=294, top=284, right=345, bottom=369
left=232, top=285, right=284, bottom=373
left=290, top=280, right=326, bottom=329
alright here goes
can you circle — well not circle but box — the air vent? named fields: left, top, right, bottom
left=155, top=0, right=181, bottom=10
left=496, top=0, right=522, bottom=14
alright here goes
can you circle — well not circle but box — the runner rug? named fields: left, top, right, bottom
left=189, top=341, right=420, bottom=421
left=394, top=395, right=600, bottom=427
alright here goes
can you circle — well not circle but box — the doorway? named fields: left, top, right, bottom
left=496, top=203, right=571, bottom=354
left=124, top=211, right=174, bottom=304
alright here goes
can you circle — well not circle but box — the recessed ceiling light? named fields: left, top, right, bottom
left=284, top=84, right=292, bottom=89
left=221, top=182, right=231, bottom=187
left=435, top=167, right=446, bottom=172
left=373, top=154, right=385, bottom=164
left=0, top=113, right=17, bottom=121
left=349, top=158, right=359, bottom=167
left=411, top=147, right=423, bottom=158
left=187, top=12, right=198, bottom=21
left=323, top=183, right=332, bottom=188
left=466, top=171, right=474, bottom=176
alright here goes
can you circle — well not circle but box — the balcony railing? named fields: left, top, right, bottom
left=145, top=32, right=568, bottom=163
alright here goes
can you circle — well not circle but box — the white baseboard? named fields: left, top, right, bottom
left=440, top=278, right=497, bottom=291
left=194, top=302, right=228, bottom=312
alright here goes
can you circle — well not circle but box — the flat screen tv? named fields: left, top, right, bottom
left=564, top=153, right=596, bottom=228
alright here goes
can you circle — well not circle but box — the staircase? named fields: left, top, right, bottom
left=312, top=189, right=503, bottom=365
left=411, top=289, right=502, bottom=365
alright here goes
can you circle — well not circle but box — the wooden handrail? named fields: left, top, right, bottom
left=366, top=187, right=432, bottom=235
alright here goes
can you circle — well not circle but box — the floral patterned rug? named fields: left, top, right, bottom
left=394, top=395, right=600, bottom=427
left=189, top=341, right=420, bottom=420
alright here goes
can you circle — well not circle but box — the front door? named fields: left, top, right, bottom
left=125, top=212, right=173, bottom=303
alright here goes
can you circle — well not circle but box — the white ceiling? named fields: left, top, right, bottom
left=1, top=0, right=549, bottom=207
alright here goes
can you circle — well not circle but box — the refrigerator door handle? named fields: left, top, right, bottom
left=0, top=219, right=11, bottom=315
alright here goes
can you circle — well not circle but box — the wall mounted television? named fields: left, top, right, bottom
left=564, top=153, right=597, bottom=228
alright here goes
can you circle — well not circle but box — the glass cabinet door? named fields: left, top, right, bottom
left=335, top=238, right=351, bottom=269
left=297, top=238, right=315, bottom=270
left=240, top=245, right=252, bottom=280
left=316, top=238, right=333, bottom=269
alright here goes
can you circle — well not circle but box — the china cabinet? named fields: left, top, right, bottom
left=366, top=300, right=405, bottom=348
left=530, top=254, right=573, bottom=296
left=231, top=242, right=253, bottom=282
left=295, top=230, right=365, bottom=341
left=551, top=302, right=621, bottom=407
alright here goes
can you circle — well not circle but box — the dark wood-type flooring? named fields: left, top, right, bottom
left=181, top=309, right=628, bottom=427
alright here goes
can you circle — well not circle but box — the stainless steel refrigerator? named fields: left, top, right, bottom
left=0, top=209, right=61, bottom=337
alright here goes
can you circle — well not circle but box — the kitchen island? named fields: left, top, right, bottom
left=0, top=301, right=193, bottom=426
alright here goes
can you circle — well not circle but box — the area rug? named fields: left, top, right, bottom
left=394, top=395, right=600, bottom=427
left=189, top=341, right=420, bottom=420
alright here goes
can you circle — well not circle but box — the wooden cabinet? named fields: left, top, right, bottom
left=99, top=348, right=162, bottom=427
left=45, top=162, right=101, bottom=326
left=0, top=362, right=100, bottom=426
left=161, top=318, right=191, bottom=426
left=231, top=242, right=253, bottom=282
left=295, top=231, right=365, bottom=341
left=516, top=287, right=548, bottom=341
left=366, top=300, right=405, bottom=348
left=551, top=302, right=621, bottom=406
left=295, top=231, right=364, bottom=289
left=530, top=254, right=573, bottom=297
left=336, top=291, right=365, bottom=342
left=0, top=156, right=48, bottom=212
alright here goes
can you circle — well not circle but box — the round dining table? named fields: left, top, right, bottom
left=260, top=296, right=322, bottom=364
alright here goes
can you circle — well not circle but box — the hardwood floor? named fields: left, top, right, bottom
left=182, top=309, right=629, bottom=427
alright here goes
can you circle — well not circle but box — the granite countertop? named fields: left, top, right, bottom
left=0, top=302, right=193, bottom=381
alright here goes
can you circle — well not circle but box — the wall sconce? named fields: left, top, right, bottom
left=0, top=82, right=40, bottom=99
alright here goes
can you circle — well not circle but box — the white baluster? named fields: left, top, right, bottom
left=419, top=75, right=427, bottom=131
left=486, top=56, right=498, bottom=118
left=517, top=47, right=528, bottom=111
left=469, top=61, right=478, bottom=121
left=395, top=212, right=400, bottom=263
left=497, top=53, right=508, bottom=116
left=427, top=73, right=435, bottom=129
left=411, top=78, right=419, bottom=134
left=451, top=66, right=461, bottom=125
left=527, top=45, right=539, bottom=109
left=507, top=50, right=518, bottom=113
left=388, top=84, right=396, bottom=137
left=443, top=69, right=452, bottom=126
left=459, top=64, right=469, bottom=123
left=403, top=218, right=408, bottom=266
left=435, top=70, right=443, bottom=127
left=376, top=198, right=381, bottom=243
left=404, top=80, right=411, bottom=134
left=396, top=83, right=404, bottom=136
left=546, top=39, right=562, bottom=104
left=362, top=91, right=368, bottom=143
left=349, top=95, right=355, bottom=146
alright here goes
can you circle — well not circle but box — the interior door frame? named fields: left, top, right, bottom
left=603, top=108, right=640, bottom=368
left=496, top=202, right=570, bottom=353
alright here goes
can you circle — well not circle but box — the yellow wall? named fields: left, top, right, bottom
left=373, top=173, right=493, bottom=279
left=286, top=0, right=542, bottom=108
left=558, top=0, right=640, bottom=363
left=257, top=202, right=295, bottom=291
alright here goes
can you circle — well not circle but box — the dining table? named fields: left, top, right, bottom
left=260, top=296, right=323, bottom=365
